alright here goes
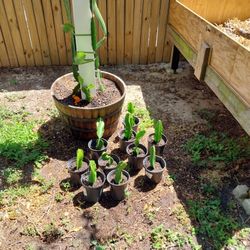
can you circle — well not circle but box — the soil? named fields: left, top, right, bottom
left=81, top=174, right=104, bottom=188
left=53, top=75, right=121, bottom=107
left=217, top=18, right=250, bottom=49
left=68, top=160, right=89, bottom=173
left=89, top=139, right=107, bottom=151
left=0, top=62, right=249, bottom=249
left=148, top=134, right=166, bottom=147
left=145, top=161, right=163, bottom=172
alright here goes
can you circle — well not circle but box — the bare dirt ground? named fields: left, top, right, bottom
left=0, top=62, right=249, bottom=250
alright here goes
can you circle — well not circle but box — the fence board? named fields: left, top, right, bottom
left=155, top=0, right=169, bottom=62
left=0, top=0, right=171, bottom=67
left=116, top=0, right=125, bottom=64
left=132, top=0, right=143, bottom=64
left=32, top=0, right=51, bottom=65
left=107, top=0, right=116, bottom=64
left=140, top=0, right=151, bottom=64
left=0, top=0, right=18, bottom=66
left=4, top=0, right=27, bottom=66
left=0, top=27, right=10, bottom=66
left=22, top=0, right=44, bottom=65
left=52, top=0, right=67, bottom=65
left=42, top=0, right=60, bottom=65
left=148, top=0, right=161, bottom=63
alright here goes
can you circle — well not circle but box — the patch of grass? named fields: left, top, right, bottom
left=0, top=107, right=49, bottom=168
left=184, top=132, right=250, bottom=167
left=55, top=192, right=64, bottom=203
left=134, top=106, right=154, bottom=130
left=42, top=222, right=64, bottom=242
left=22, top=225, right=39, bottom=237
left=2, top=167, right=22, bottom=185
left=151, top=224, right=201, bottom=250
left=187, top=198, right=240, bottom=249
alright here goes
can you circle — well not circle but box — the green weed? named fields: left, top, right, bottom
left=184, top=132, right=250, bottom=167
left=134, top=106, right=154, bottom=130
left=42, top=222, right=64, bottom=242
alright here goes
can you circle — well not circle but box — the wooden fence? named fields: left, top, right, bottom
left=0, top=0, right=171, bottom=67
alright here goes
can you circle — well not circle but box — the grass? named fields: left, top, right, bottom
left=187, top=198, right=245, bottom=249
left=184, top=132, right=250, bottom=167
left=151, top=224, right=201, bottom=249
left=134, top=106, right=154, bottom=130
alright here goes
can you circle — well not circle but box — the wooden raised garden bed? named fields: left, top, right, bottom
left=168, top=0, right=250, bottom=135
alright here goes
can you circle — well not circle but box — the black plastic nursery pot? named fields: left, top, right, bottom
left=107, top=170, right=130, bottom=201
left=143, top=155, right=166, bottom=184
left=67, top=158, right=89, bottom=187
left=88, top=138, right=108, bottom=161
left=81, top=170, right=106, bottom=203
left=147, top=133, right=167, bottom=156
left=97, top=154, right=120, bottom=176
left=122, top=116, right=140, bottom=132
left=118, top=129, right=136, bottom=153
left=126, top=143, right=148, bottom=170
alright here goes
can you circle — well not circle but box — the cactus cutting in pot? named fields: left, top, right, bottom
left=122, top=102, right=140, bottom=132
left=118, top=113, right=136, bottom=152
left=143, top=146, right=166, bottom=184
left=148, top=120, right=167, bottom=156
left=107, top=161, right=130, bottom=201
left=67, top=148, right=89, bottom=187
left=98, top=152, right=120, bottom=176
left=88, top=117, right=108, bottom=161
left=81, top=160, right=106, bottom=203
left=126, top=130, right=148, bottom=171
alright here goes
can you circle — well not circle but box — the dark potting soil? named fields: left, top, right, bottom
left=81, top=175, right=104, bottom=188
left=53, top=75, right=122, bottom=107
left=98, top=159, right=117, bottom=169
left=145, top=161, right=163, bottom=171
left=128, top=147, right=146, bottom=157
left=148, top=134, right=166, bottom=147
left=110, top=174, right=128, bottom=185
left=69, top=160, right=89, bottom=173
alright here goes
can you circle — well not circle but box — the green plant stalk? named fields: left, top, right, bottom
left=154, top=120, right=163, bottom=144
left=127, top=102, right=135, bottom=114
left=96, top=117, right=105, bottom=150
left=114, top=161, right=127, bottom=184
left=149, top=146, right=156, bottom=168
left=88, top=160, right=97, bottom=185
left=76, top=149, right=84, bottom=169
left=133, top=130, right=146, bottom=155
left=124, top=113, right=135, bottom=140
left=101, top=152, right=114, bottom=165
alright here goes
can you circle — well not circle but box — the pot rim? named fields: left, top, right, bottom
left=81, top=170, right=106, bottom=189
left=143, top=155, right=166, bottom=173
left=51, top=71, right=126, bottom=110
left=88, top=138, right=108, bottom=152
left=107, top=169, right=130, bottom=187
left=148, top=133, right=167, bottom=145
left=97, top=153, right=120, bottom=167
left=126, top=143, right=148, bottom=158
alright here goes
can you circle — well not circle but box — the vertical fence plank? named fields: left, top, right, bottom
left=0, top=0, right=18, bottom=66
left=42, top=0, right=60, bottom=65
left=61, top=0, right=72, bottom=65
left=97, top=0, right=108, bottom=65
left=51, top=0, right=67, bottom=65
left=132, top=0, right=143, bottom=64
left=162, top=0, right=171, bottom=62
left=0, top=27, right=10, bottom=66
left=148, top=0, right=161, bottom=63
left=3, top=0, right=27, bottom=66
left=116, top=0, right=125, bottom=64
left=124, top=0, right=134, bottom=64
left=32, top=0, right=51, bottom=65
left=155, top=0, right=168, bottom=62
left=22, top=0, right=44, bottom=65
left=14, top=0, right=35, bottom=66
left=107, top=0, right=116, bottom=64
left=140, top=0, right=151, bottom=64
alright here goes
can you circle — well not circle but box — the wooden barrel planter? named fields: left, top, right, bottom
left=51, top=71, right=126, bottom=140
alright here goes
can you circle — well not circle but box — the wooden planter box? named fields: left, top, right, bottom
left=168, top=0, right=250, bottom=135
